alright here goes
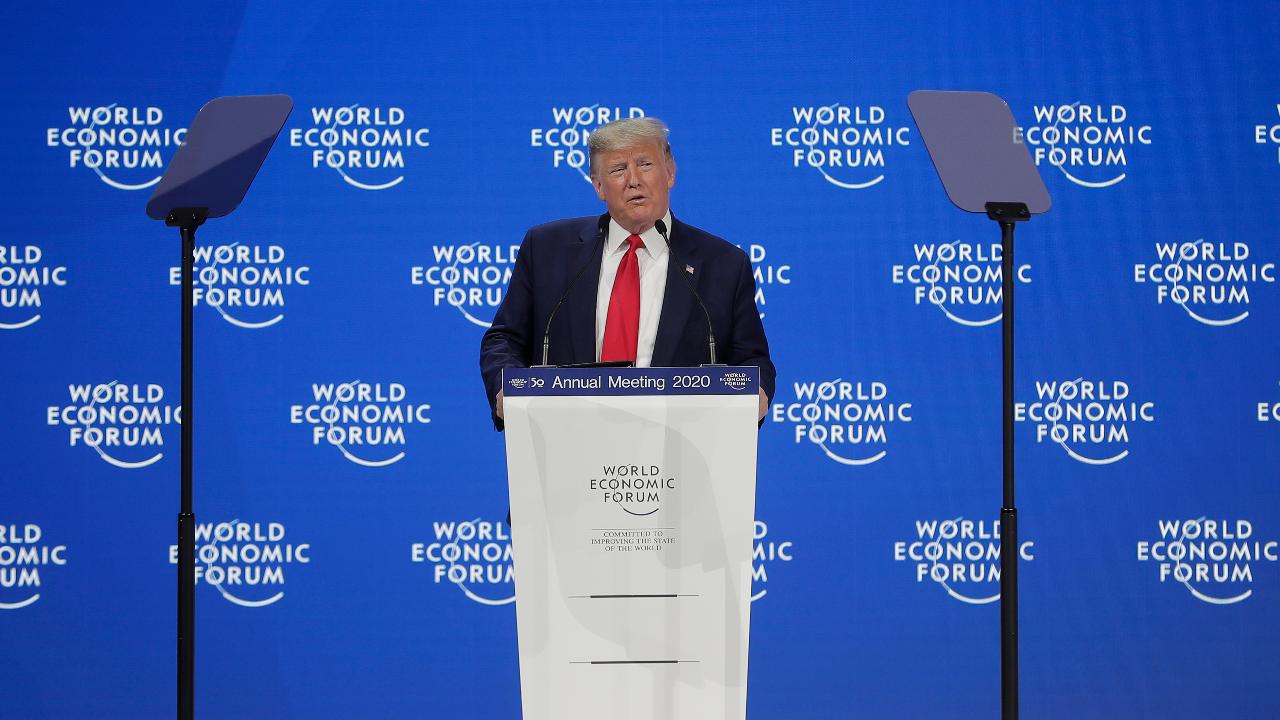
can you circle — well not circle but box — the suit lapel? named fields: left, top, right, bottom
left=651, top=218, right=700, bottom=367
left=566, top=219, right=604, bottom=364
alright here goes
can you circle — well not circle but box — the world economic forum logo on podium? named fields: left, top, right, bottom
left=772, top=378, right=914, bottom=467
left=0, top=245, right=67, bottom=331
left=168, top=520, right=311, bottom=608
left=1137, top=518, right=1278, bottom=605
left=0, top=524, right=67, bottom=611
left=288, top=104, right=430, bottom=190
left=1133, top=239, right=1275, bottom=326
left=45, top=104, right=186, bottom=190
left=289, top=381, right=432, bottom=467
left=46, top=381, right=180, bottom=470
left=770, top=103, right=911, bottom=189
left=1017, top=101, right=1152, bottom=189
left=412, top=517, right=514, bottom=606
left=893, top=517, right=1035, bottom=605
left=591, top=465, right=675, bottom=517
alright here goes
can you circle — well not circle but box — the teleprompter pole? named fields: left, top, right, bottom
left=145, top=94, right=294, bottom=720
left=169, top=207, right=207, bottom=720
left=986, top=201, right=1028, bottom=720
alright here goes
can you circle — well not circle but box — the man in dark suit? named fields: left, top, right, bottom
left=479, top=117, right=775, bottom=429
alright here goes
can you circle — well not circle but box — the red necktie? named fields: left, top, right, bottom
left=600, top=234, right=644, bottom=362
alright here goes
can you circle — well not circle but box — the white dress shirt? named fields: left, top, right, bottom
left=594, top=211, right=671, bottom=367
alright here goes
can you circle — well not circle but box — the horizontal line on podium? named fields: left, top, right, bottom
left=570, top=660, right=700, bottom=665
left=568, top=594, right=699, bottom=599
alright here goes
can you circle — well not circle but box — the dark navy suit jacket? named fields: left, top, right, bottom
left=479, top=213, right=776, bottom=429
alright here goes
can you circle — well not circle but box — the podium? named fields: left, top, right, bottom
left=502, top=366, right=761, bottom=720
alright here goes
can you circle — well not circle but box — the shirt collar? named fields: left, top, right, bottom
left=607, top=210, right=671, bottom=258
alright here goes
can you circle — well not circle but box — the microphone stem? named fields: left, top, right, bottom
left=538, top=215, right=609, bottom=367
left=655, top=219, right=718, bottom=366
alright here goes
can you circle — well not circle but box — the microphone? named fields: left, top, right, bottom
left=539, top=214, right=610, bottom=366
left=655, top=218, right=719, bottom=366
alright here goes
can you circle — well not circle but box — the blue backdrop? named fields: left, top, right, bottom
left=2, top=2, right=1278, bottom=718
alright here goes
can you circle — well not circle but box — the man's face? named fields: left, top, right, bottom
left=591, top=142, right=676, bottom=234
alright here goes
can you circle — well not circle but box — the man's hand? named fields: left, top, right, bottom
left=496, top=390, right=504, bottom=420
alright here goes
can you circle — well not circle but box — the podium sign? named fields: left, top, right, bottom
left=502, top=366, right=761, bottom=720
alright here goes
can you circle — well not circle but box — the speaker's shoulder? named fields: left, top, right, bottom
left=525, top=215, right=600, bottom=247
left=672, top=218, right=748, bottom=262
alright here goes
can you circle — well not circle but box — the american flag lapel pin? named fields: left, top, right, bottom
left=685, top=264, right=694, bottom=275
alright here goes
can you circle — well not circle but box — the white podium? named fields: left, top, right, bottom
left=502, top=366, right=760, bottom=720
